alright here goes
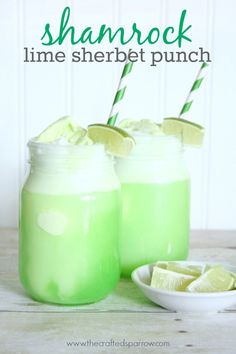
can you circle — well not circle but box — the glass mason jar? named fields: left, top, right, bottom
left=116, top=134, right=190, bottom=277
left=19, top=141, right=121, bottom=304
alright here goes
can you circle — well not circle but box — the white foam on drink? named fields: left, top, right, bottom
left=24, top=141, right=120, bottom=195
left=116, top=134, right=189, bottom=184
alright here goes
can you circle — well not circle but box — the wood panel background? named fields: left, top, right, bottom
left=0, top=0, right=235, bottom=229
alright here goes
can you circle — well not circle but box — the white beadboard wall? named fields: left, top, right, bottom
left=0, top=0, right=236, bottom=229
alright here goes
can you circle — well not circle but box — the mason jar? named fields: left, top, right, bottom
left=116, top=134, right=190, bottom=277
left=19, top=141, right=121, bottom=304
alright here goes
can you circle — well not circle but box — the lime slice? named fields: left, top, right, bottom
left=161, top=117, right=204, bottom=146
left=229, top=270, right=236, bottom=288
left=87, top=124, right=135, bottom=157
left=186, top=266, right=235, bottom=292
left=155, top=262, right=167, bottom=270
left=151, top=266, right=196, bottom=291
left=203, top=264, right=224, bottom=273
left=167, top=262, right=202, bottom=277
left=36, top=116, right=75, bottom=143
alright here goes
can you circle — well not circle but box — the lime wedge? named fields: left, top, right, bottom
left=167, top=262, right=202, bottom=277
left=36, top=116, right=75, bottom=143
left=186, top=266, right=235, bottom=292
left=161, top=117, right=204, bottom=146
left=203, top=264, right=224, bottom=273
left=87, top=124, right=135, bottom=157
left=155, top=262, right=167, bottom=270
left=151, top=266, right=196, bottom=291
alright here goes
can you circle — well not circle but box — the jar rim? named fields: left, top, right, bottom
left=27, top=139, right=112, bottom=170
left=28, top=138, right=105, bottom=154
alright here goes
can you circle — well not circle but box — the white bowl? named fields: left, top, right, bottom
left=131, top=261, right=236, bottom=313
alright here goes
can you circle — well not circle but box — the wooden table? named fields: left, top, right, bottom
left=0, top=229, right=236, bottom=353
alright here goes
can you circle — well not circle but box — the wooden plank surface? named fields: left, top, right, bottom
left=1, top=312, right=236, bottom=354
left=0, top=229, right=236, bottom=353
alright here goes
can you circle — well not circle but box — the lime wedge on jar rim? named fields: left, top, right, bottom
left=161, top=117, right=204, bottom=146
left=186, top=266, right=235, bottom=292
left=87, top=124, right=135, bottom=157
left=36, top=116, right=92, bottom=145
left=150, top=266, right=196, bottom=291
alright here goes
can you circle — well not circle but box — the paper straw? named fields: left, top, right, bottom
left=179, top=62, right=209, bottom=117
left=107, top=51, right=133, bottom=126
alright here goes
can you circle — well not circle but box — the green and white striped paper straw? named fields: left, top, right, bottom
left=179, top=62, right=209, bottom=117
left=107, top=52, right=133, bottom=126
